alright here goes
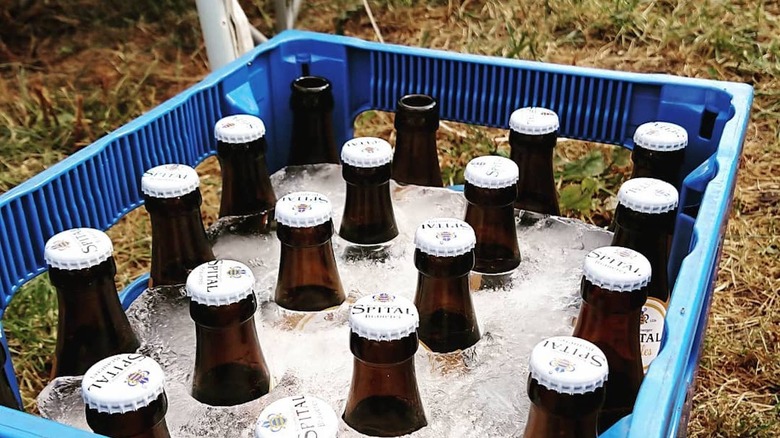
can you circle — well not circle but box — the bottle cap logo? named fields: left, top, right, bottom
left=261, top=413, right=287, bottom=432
left=125, top=370, right=150, bottom=387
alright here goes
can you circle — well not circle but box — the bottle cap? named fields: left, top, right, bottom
left=582, top=246, right=652, bottom=292
left=215, top=114, right=266, bottom=143
left=254, top=395, right=339, bottom=438
left=464, top=155, right=519, bottom=189
left=341, top=137, right=393, bottom=168
left=141, top=164, right=200, bottom=198
left=44, top=228, right=113, bottom=270
left=529, top=336, right=609, bottom=395
left=633, top=122, right=688, bottom=151
left=275, top=191, right=332, bottom=228
left=186, top=260, right=255, bottom=306
left=414, top=218, right=476, bottom=257
left=349, top=293, right=419, bottom=341
left=617, top=178, right=679, bottom=214
left=81, top=354, right=165, bottom=414
left=509, top=107, right=560, bottom=135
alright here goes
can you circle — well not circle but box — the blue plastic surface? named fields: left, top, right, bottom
left=0, top=30, right=752, bottom=437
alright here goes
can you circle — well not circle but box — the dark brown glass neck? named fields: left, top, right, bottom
left=572, top=279, right=646, bottom=433
left=630, top=146, right=685, bottom=186
left=464, top=183, right=520, bottom=274
left=509, top=130, right=560, bottom=215
left=288, top=76, right=338, bottom=165
left=85, top=393, right=171, bottom=438
left=49, top=258, right=140, bottom=377
left=339, top=163, right=398, bottom=245
left=190, top=295, right=270, bottom=406
left=523, top=377, right=603, bottom=438
left=144, top=190, right=215, bottom=287
left=0, top=346, right=18, bottom=410
left=392, top=94, right=442, bottom=187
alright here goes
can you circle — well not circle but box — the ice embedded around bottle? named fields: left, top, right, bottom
left=37, top=163, right=611, bottom=438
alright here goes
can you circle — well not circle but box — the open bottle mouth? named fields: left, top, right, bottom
left=398, top=94, right=437, bottom=112
left=292, top=75, right=331, bottom=93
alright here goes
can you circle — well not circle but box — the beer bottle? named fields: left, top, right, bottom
left=463, top=156, right=521, bottom=275
left=141, top=164, right=215, bottom=287
left=0, top=330, right=20, bottom=410
left=339, top=136, right=399, bottom=259
left=572, top=246, right=651, bottom=433
left=508, top=107, right=561, bottom=216
left=522, top=336, right=609, bottom=438
left=392, top=94, right=443, bottom=187
left=82, top=354, right=171, bottom=438
left=413, top=218, right=480, bottom=353
left=343, top=293, right=427, bottom=436
left=611, top=177, right=678, bottom=372
left=289, top=76, right=339, bottom=165
left=214, top=114, right=277, bottom=235
left=187, top=259, right=271, bottom=406
left=254, top=394, right=338, bottom=438
left=274, top=191, right=346, bottom=312
left=44, top=228, right=140, bottom=377
left=630, top=121, right=688, bottom=185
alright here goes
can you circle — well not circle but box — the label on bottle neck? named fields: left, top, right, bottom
left=640, top=297, right=667, bottom=372
left=215, top=114, right=266, bottom=143
left=275, top=191, right=332, bottom=228
left=141, top=164, right=200, bottom=198
left=44, top=228, right=113, bottom=270
left=582, top=246, right=651, bottom=292
left=529, top=336, right=608, bottom=394
left=349, top=293, right=419, bottom=341
left=255, top=395, right=338, bottom=438
left=82, top=354, right=165, bottom=414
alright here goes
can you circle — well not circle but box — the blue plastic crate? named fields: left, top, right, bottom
left=0, top=30, right=752, bottom=437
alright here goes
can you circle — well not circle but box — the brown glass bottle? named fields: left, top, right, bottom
left=572, top=246, right=651, bottom=433
left=0, top=339, right=19, bottom=410
left=630, top=121, right=688, bottom=186
left=339, top=137, right=399, bottom=250
left=509, top=107, right=561, bottom=215
left=611, top=178, right=678, bottom=372
left=44, top=228, right=140, bottom=377
left=392, top=94, right=443, bottom=187
left=214, top=114, right=277, bottom=235
left=288, top=76, right=339, bottom=165
left=275, top=192, right=345, bottom=312
left=522, top=336, right=608, bottom=438
left=82, top=354, right=171, bottom=438
left=188, top=260, right=271, bottom=406
left=142, top=164, right=215, bottom=287
left=463, top=156, right=521, bottom=274
left=413, top=218, right=480, bottom=353
left=344, top=293, right=427, bottom=436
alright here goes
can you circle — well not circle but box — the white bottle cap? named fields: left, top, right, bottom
left=81, top=354, right=165, bottom=415
left=529, top=336, right=609, bottom=395
left=414, top=218, right=476, bottom=257
left=275, top=191, right=332, bottom=228
left=633, top=122, right=688, bottom=152
left=617, top=178, right=679, bottom=214
left=464, top=155, right=519, bottom=189
left=141, top=164, right=200, bottom=198
left=341, top=137, right=393, bottom=168
left=583, top=246, right=652, bottom=292
left=186, top=260, right=255, bottom=306
left=509, top=107, right=560, bottom=135
left=44, top=228, right=113, bottom=270
left=254, top=395, right=339, bottom=438
left=215, top=114, right=267, bottom=144
left=349, top=293, right=419, bottom=342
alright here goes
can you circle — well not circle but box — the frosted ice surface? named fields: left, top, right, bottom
left=37, top=376, right=88, bottom=432
left=37, top=164, right=612, bottom=437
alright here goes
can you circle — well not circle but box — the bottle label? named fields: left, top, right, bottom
left=349, top=293, right=419, bottom=341
left=640, top=297, right=667, bottom=372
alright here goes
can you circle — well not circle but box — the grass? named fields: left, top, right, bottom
left=0, top=0, right=778, bottom=436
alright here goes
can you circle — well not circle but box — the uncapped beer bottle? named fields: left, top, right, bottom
left=572, top=246, right=651, bottom=433
left=509, top=107, right=561, bottom=216
left=611, top=177, right=679, bottom=372
left=44, top=228, right=140, bottom=377
left=463, top=155, right=521, bottom=275
left=630, top=121, right=688, bottom=185
left=142, top=164, right=215, bottom=287
left=343, top=293, right=427, bottom=436
left=82, top=354, right=171, bottom=438
left=522, top=336, right=609, bottom=438
left=187, top=259, right=271, bottom=406
left=254, top=395, right=338, bottom=438
left=413, top=218, right=480, bottom=353
left=214, top=114, right=277, bottom=235
left=392, top=94, right=443, bottom=187
left=274, top=191, right=346, bottom=312
left=339, top=137, right=399, bottom=260
left=289, top=76, right=339, bottom=165
left=0, top=332, right=19, bottom=410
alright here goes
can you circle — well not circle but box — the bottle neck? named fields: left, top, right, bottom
left=85, top=393, right=171, bottom=438
left=523, top=378, right=603, bottom=438
left=144, top=190, right=215, bottom=287
left=392, top=127, right=442, bottom=187
left=340, top=165, right=398, bottom=245
left=630, top=146, right=685, bottom=186
left=216, top=138, right=276, bottom=218
left=509, top=131, right=560, bottom=215
left=464, top=184, right=520, bottom=274
left=289, top=110, right=338, bottom=165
